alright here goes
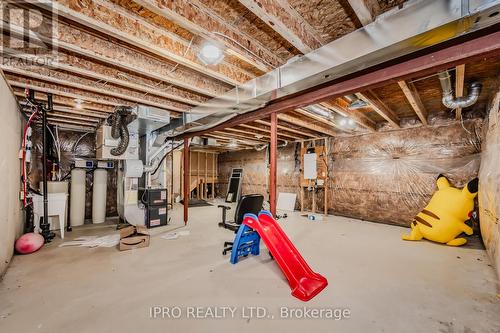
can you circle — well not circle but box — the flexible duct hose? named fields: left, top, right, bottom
left=111, top=121, right=130, bottom=156
left=438, top=71, right=482, bottom=110
left=110, top=106, right=133, bottom=156
left=110, top=112, right=121, bottom=139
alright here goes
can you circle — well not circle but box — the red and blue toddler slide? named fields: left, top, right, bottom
left=230, top=210, right=328, bottom=302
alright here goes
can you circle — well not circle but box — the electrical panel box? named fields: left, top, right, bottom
left=96, top=125, right=139, bottom=160
left=301, top=146, right=327, bottom=186
left=303, top=153, right=317, bottom=179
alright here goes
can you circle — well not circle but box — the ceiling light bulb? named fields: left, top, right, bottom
left=347, top=118, right=355, bottom=126
left=227, top=139, right=238, bottom=148
left=198, top=42, right=224, bottom=66
left=339, top=118, right=347, bottom=127
left=74, top=99, right=83, bottom=109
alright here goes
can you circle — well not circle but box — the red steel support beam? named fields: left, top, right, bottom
left=270, top=112, right=277, bottom=217
left=183, top=138, right=189, bottom=225
left=179, top=30, right=500, bottom=139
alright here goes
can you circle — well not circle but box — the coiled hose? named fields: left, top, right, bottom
left=110, top=107, right=133, bottom=156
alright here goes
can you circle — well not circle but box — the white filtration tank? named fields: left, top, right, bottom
left=70, top=168, right=86, bottom=227
left=92, top=168, right=108, bottom=224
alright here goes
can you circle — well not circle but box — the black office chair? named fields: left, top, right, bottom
left=218, top=194, right=264, bottom=255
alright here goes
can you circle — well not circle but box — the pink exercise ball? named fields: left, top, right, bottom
left=15, top=233, right=45, bottom=254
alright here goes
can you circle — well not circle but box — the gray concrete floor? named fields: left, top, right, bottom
left=1, top=203, right=499, bottom=333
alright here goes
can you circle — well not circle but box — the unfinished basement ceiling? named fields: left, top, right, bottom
left=1, top=0, right=409, bottom=131
left=3, top=0, right=499, bottom=145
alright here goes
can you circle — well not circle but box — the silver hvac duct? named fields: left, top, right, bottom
left=306, top=105, right=334, bottom=119
left=164, top=0, right=500, bottom=138
left=437, top=71, right=482, bottom=109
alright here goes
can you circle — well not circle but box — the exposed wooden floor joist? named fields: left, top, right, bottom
left=356, top=91, right=401, bottom=128
left=132, top=0, right=284, bottom=70
left=398, top=80, right=428, bottom=125
left=237, top=0, right=324, bottom=53
left=3, top=67, right=188, bottom=113
left=455, top=64, right=466, bottom=120
left=35, top=0, right=252, bottom=86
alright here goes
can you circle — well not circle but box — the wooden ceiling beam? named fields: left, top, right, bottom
left=43, top=121, right=96, bottom=132
left=237, top=123, right=301, bottom=140
left=14, top=91, right=113, bottom=114
left=36, top=0, right=250, bottom=86
left=3, top=66, right=188, bottom=113
left=294, top=108, right=349, bottom=132
left=254, top=119, right=316, bottom=137
left=47, top=106, right=109, bottom=119
left=203, top=133, right=259, bottom=147
left=45, top=117, right=97, bottom=127
left=278, top=113, right=338, bottom=137
left=213, top=130, right=269, bottom=143
left=321, top=99, right=377, bottom=132
left=346, top=0, right=380, bottom=26
left=4, top=22, right=226, bottom=98
left=178, top=30, right=500, bottom=139
left=228, top=125, right=297, bottom=141
left=237, top=0, right=323, bottom=53
left=398, top=80, right=428, bottom=125
left=455, top=64, right=466, bottom=120
left=356, top=91, right=400, bottom=128
left=9, top=80, right=136, bottom=109
left=26, top=110, right=101, bottom=123
left=132, top=0, right=282, bottom=71
left=5, top=55, right=205, bottom=106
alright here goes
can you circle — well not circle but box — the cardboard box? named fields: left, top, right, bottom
left=119, top=225, right=150, bottom=251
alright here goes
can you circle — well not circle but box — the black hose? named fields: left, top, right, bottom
left=111, top=121, right=130, bottom=156
left=110, top=112, right=121, bottom=139
left=110, top=106, right=134, bottom=156
left=151, top=141, right=184, bottom=175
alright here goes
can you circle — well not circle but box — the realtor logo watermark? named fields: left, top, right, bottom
left=0, top=0, right=57, bottom=66
left=150, top=306, right=351, bottom=321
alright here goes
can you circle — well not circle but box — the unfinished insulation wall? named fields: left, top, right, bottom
left=216, top=144, right=301, bottom=204
left=478, top=90, right=500, bottom=277
left=30, top=129, right=118, bottom=218
left=329, top=118, right=482, bottom=226
left=218, top=117, right=482, bottom=227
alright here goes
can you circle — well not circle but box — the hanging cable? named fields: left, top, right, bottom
left=72, top=132, right=91, bottom=152
left=151, top=141, right=184, bottom=175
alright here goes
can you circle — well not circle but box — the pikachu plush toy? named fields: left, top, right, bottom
left=402, top=175, right=478, bottom=246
